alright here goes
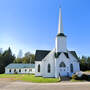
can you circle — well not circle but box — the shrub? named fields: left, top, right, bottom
left=72, top=74, right=89, bottom=81
left=82, top=74, right=88, bottom=80
left=72, top=74, right=77, bottom=79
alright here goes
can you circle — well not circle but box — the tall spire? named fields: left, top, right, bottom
left=58, top=7, right=64, bottom=34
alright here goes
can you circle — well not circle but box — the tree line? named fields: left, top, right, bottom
left=79, top=56, right=90, bottom=71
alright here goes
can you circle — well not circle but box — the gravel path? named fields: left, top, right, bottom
left=0, top=81, right=90, bottom=90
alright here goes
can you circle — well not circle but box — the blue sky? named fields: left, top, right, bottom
left=0, top=0, right=90, bottom=57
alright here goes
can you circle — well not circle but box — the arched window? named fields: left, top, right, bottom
left=19, top=69, right=21, bottom=72
left=70, top=64, right=73, bottom=73
left=60, top=62, right=66, bottom=67
left=38, top=64, right=40, bottom=72
left=25, top=69, right=27, bottom=72
left=48, top=64, right=51, bottom=73
left=9, top=69, right=11, bottom=72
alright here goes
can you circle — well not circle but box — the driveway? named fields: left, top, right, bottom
left=0, top=81, right=90, bottom=90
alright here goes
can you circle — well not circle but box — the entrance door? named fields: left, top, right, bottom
left=59, top=62, right=67, bottom=76
left=60, top=68, right=67, bottom=76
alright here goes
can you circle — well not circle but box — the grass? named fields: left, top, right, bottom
left=0, top=74, right=60, bottom=83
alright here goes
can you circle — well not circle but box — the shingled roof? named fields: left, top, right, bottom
left=35, top=50, right=79, bottom=61
left=69, top=51, right=79, bottom=61
left=64, top=52, right=69, bottom=58
left=35, top=50, right=50, bottom=61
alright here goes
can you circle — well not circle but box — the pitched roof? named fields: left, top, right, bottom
left=35, top=50, right=79, bottom=61
left=64, top=52, right=69, bottom=58
left=69, top=51, right=79, bottom=61
left=55, top=52, right=69, bottom=58
left=35, top=50, right=50, bottom=61
left=5, top=64, right=35, bottom=69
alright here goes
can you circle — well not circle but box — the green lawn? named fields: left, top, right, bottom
left=0, top=74, right=60, bottom=83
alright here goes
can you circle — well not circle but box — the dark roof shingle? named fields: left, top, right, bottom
left=35, top=50, right=79, bottom=62
left=35, top=50, right=50, bottom=61
left=64, top=52, right=69, bottom=58
left=69, top=51, right=79, bottom=61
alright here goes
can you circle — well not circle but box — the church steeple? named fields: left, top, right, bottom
left=58, top=7, right=63, bottom=34
left=57, top=7, right=66, bottom=37
left=56, top=7, right=67, bottom=52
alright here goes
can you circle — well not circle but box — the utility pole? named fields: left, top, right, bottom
left=30, top=57, right=32, bottom=74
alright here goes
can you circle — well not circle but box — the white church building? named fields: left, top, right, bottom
left=35, top=8, right=80, bottom=78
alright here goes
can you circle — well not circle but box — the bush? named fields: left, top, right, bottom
left=82, top=74, right=88, bottom=80
left=72, top=74, right=77, bottom=79
left=72, top=74, right=89, bottom=81
left=72, top=74, right=82, bottom=80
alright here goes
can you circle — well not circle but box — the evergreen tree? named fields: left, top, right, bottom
left=0, top=47, right=15, bottom=73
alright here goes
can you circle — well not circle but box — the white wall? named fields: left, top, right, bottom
left=55, top=53, right=70, bottom=78
left=35, top=49, right=55, bottom=78
left=5, top=68, right=35, bottom=74
left=68, top=52, right=80, bottom=77
left=56, top=36, right=67, bottom=52
left=42, top=49, right=55, bottom=78
left=35, top=61, right=42, bottom=76
left=35, top=50, right=80, bottom=78
left=55, top=51, right=80, bottom=78
left=68, top=52, right=80, bottom=72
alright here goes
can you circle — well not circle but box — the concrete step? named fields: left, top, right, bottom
left=61, top=77, right=70, bottom=81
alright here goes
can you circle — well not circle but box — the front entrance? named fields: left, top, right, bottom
left=60, top=68, right=67, bottom=76
left=59, top=62, right=67, bottom=76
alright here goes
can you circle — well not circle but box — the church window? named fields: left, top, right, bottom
left=38, top=64, right=40, bottom=72
left=19, top=69, right=21, bottom=72
left=48, top=64, right=51, bottom=73
left=25, top=69, right=27, bottom=72
left=70, top=64, right=73, bottom=73
left=60, top=62, right=66, bottom=67
left=9, top=69, right=11, bottom=72
left=29, top=69, right=32, bottom=72
left=14, top=69, right=16, bottom=72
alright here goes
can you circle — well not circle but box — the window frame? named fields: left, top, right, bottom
left=60, top=62, right=66, bottom=67
left=9, top=69, right=11, bottom=72
left=38, top=64, right=40, bottom=72
left=48, top=64, right=51, bottom=73
left=14, top=69, right=16, bottom=72
left=70, top=64, right=73, bottom=73
left=19, top=69, right=21, bottom=72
